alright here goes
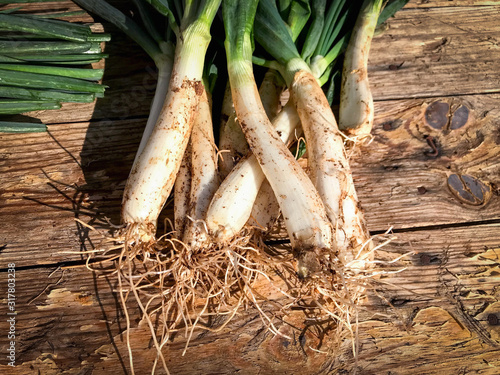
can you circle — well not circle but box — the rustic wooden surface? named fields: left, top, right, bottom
left=1, top=1, right=500, bottom=374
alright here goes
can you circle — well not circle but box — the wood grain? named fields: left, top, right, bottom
left=1, top=225, right=499, bottom=374
left=370, top=6, right=500, bottom=100
left=405, top=0, right=500, bottom=7
left=0, top=1, right=499, bottom=374
left=357, top=93, right=500, bottom=230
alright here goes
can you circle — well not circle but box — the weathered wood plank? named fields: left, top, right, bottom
left=406, top=0, right=500, bottom=7
left=0, top=0, right=138, bottom=18
left=1, top=224, right=499, bottom=374
left=0, top=2, right=499, bottom=374
left=0, top=119, right=141, bottom=267
left=355, top=93, right=500, bottom=230
left=0, top=265, right=141, bottom=374
left=0, top=2, right=86, bottom=14
left=370, top=6, right=500, bottom=100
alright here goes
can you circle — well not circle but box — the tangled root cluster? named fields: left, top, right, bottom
left=81, top=219, right=400, bottom=374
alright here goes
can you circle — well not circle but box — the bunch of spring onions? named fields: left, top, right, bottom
left=0, top=2, right=109, bottom=132
left=72, top=0, right=408, bottom=372
left=71, top=1, right=222, bottom=371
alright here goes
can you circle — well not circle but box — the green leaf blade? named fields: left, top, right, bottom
left=254, top=0, right=301, bottom=66
left=0, top=121, right=47, bottom=133
left=0, top=64, right=104, bottom=81
left=0, top=69, right=106, bottom=94
left=0, top=85, right=96, bottom=103
left=0, top=99, right=61, bottom=115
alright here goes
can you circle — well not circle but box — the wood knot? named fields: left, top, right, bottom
left=419, top=253, right=440, bottom=265
left=425, top=101, right=449, bottom=130
left=417, top=186, right=427, bottom=195
left=487, top=314, right=499, bottom=326
left=424, top=101, right=470, bottom=131
left=447, top=174, right=492, bottom=206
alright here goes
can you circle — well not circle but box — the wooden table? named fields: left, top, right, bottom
left=1, top=1, right=499, bottom=374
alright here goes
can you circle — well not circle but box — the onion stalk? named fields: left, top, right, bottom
left=71, top=2, right=222, bottom=372
left=253, top=0, right=407, bottom=263
left=207, top=0, right=316, bottom=245
left=181, top=87, right=219, bottom=249
left=222, top=0, right=333, bottom=278
left=339, top=0, right=383, bottom=138
left=76, top=0, right=221, bottom=241
left=207, top=0, right=353, bottom=273
left=207, top=101, right=302, bottom=243
left=73, top=0, right=175, bottom=160
left=121, top=1, right=220, bottom=241
left=291, top=70, right=370, bottom=262
left=174, top=144, right=192, bottom=239
left=217, top=68, right=283, bottom=179
left=339, top=0, right=410, bottom=137
left=217, top=82, right=247, bottom=179
left=251, top=0, right=371, bottom=267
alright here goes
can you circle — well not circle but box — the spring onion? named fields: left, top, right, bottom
left=338, top=0, right=382, bottom=138
left=207, top=101, right=302, bottom=243
left=181, top=87, right=219, bottom=249
left=339, top=0, right=410, bottom=137
left=217, top=68, right=283, bottom=179
left=206, top=0, right=354, bottom=276
left=222, top=0, right=334, bottom=277
left=120, top=0, right=221, bottom=242
left=248, top=0, right=373, bottom=270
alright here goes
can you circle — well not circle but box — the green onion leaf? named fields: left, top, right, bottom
left=254, top=0, right=301, bottom=66
left=301, top=0, right=326, bottom=62
left=319, top=17, right=351, bottom=68
left=223, top=0, right=259, bottom=62
left=143, top=0, right=179, bottom=34
left=277, top=0, right=292, bottom=20
left=313, top=0, right=347, bottom=58
left=0, top=64, right=104, bottom=81
left=0, top=56, right=24, bottom=63
left=0, top=86, right=96, bottom=103
left=0, top=121, right=47, bottom=133
left=74, top=0, right=163, bottom=62
left=0, top=7, right=22, bottom=14
left=4, top=54, right=108, bottom=64
left=131, top=0, right=165, bottom=44
left=0, top=13, right=92, bottom=42
left=0, top=69, right=106, bottom=94
left=287, top=0, right=311, bottom=42
left=324, top=69, right=339, bottom=106
left=378, top=0, right=409, bottom=25
left=0, top=41, right=101, bottom=55
left=30, top=11, right=87, bottom=19
left=0, top=99, right=61, bottom=115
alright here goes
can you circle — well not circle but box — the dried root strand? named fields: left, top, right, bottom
left=78, top=217, right=406, bottom=373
